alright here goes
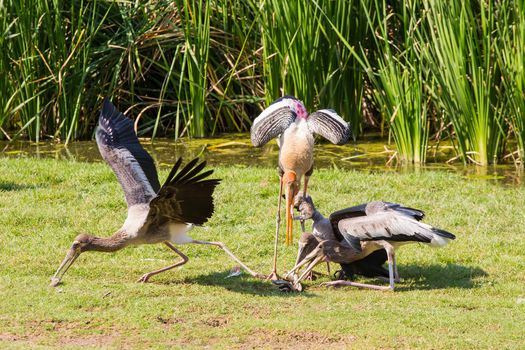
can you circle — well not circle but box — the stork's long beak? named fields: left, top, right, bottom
left=283, top=171, right=297, bottom=245
left=50, top=243, right=81, bottom=287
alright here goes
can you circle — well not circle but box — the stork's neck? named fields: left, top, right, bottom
left=85, top=230, right=130, bottom=252
left=311, top=210, right=325, bottom=223
left=311, top=210, right=337, bottom=241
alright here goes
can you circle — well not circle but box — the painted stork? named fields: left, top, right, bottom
left=50, top=99, right=262, bottom=286
left=275, top=194, right=455, bottom=291
left=250, top=96, right=351, bottom=279
left=275, top=231, right=389, bottom=292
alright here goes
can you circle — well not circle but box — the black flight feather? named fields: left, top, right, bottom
left=98, top=98, right=161, bottom=193
left=147, top=158, right=221, bottom=226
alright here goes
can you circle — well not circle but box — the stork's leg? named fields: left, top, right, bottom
left=137, top=242, right=189, bottom=283
left=191, top=240, right=265, bottom=279
left=269, top=176, right=284, bottom=281
left=377, top=241, right=396, bottom=290
left=393, top=253, right=400, bottom=282
left=284, top=243, right=324, bottom=280
left=321, top=280, right=393, bottom=291
left=295, top=255, right=324, bottom=283
left=303, top=175, right=310, bottom=197
left=322, top=243, right=396, bottom=291
left=274, top=254, right=324, bottom=292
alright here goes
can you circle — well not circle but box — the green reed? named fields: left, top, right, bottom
left=496, top=0, right=525, bottom=166
left=359, top=0, right=429, bottom=163
left=256, top=0, right=366, bottom=137
left=422, top=0, right=505, bottom=165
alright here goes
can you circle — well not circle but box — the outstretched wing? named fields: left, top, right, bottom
left=96, top=99, right=160, bottom=206
left=307, top=109, right=351, bottom=145
left=250, top=96, right=301, bottom=147
left=329, top=204, right=368, bottom=242
left=366, top=201, right=425, bottom=221
left=145, top=158, right=221, bottom=227
left=338, top=210, right=455, bottom=247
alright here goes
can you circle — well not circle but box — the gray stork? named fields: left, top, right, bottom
left=250, top=96, right=350, bottom=279
left=50, top=99, right=262, bottom=286
left=276, top=194, right=455, bottom=291
left=275, top=231, right=389, bottom=292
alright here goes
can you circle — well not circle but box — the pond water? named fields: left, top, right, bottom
left=1, top=133, right=523, bottom=186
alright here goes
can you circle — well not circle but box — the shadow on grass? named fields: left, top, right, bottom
left=391, top=263, right=488, bottom=291
left=172, top=271, right=317, bottom=297
left=0, top=182, right=36, bottom=191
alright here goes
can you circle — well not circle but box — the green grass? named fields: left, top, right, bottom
left=1, top=158, right=525, bottom=349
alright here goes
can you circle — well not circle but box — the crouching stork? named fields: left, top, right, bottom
left=50, top=99, right=263, bottom=286
left=274, top=194, right=455, bottom=291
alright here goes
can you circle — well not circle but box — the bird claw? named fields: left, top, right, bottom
left=272, top=279, right=303, bottom=292
left=137, top=274, right=151, bottom=283
left=49, top=277, right=61, bottom=287
left=266, top=272, right=280, bottom=281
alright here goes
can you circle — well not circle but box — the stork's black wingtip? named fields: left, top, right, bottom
left=101, top=98, right=116, bottom=119
left=102, top=97, right=112, bottom=108
left=432, top=227, right=456, bottom=240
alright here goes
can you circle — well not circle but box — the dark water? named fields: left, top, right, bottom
left=1, top=134, right=523, bottom=186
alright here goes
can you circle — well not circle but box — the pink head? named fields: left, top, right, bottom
left=291, top=99, right=308, bottom=120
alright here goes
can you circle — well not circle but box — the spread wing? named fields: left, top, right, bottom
left=250, top=97, right=300, bottom=147
left=307, top=109, right=351, bottom=145
left=366, top=201, right=425, bottom=221
left=145, top=158, right=221, bottom=227
left=329, top=204, right=368, bottom=242
left=337, top=210, right=455, bottom=247
left=96, top=98, right=160, bottom=206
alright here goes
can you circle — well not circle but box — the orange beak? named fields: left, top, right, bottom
left=283, top=171, right=297, bottom=245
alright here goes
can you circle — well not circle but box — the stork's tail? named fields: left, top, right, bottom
left=429, top=227, right=456, bottom=247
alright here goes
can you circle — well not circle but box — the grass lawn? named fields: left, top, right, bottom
left=1, top=158, right=524, bottom=349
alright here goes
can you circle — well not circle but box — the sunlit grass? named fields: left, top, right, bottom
left=1, top=158, right=524, bottom=348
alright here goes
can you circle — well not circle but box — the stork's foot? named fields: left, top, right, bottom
left=306, top=270, right=324, bottom=281
left=321, top=280, right=394, bottom=291
left=266, top=271, right=280, bottom=281
left=137, top=273, right=153, bottom=283
left=272, top=279, right=303, bottom=292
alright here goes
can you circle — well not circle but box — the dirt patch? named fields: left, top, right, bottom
left=236, top=329, right=356, bottom=349
left=3, top=319, right=124, bottom=348
left=204, top=316, right=229, bottom=328
left=0, top=333, right=39, bottom=342
left=57, top=334, right=120, bottom=348
left=155, top=315, right=185, bottom=329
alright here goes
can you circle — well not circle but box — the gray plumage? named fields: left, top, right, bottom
left=50, top=99, right=263, bottom=287
left=334, top=201, right=455, bottom=251
left=307, top=109, right=351, bottom=145
left=278, top=194, right=456, bottom=291
left=250, top=96, right=351, bottom=147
